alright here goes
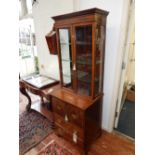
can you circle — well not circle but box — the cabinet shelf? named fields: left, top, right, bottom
left=77, top=59, right=92, bottom=65
left=60, top=42, right=71, bottom=45
left=63, top=73, right=72, bottom=78
left=78, top=75, right=99, bottom=84
left=77, top=70, right=87, bottom=78
left=76, top=41, right=91, bottom=45
left=77, top=60, right=101, bottom=65
left=62, top=59, right=72, bottom=62
left=77, top=57, right=101, bottom=65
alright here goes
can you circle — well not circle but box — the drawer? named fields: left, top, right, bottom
left=54, top=113, right=64, bottom=125
left=52, top=97, right=66, bottom=117
left=55, top=125, right=84, bottom=149
left=67, top=105, right=84, bottom=128
left=52, top=97, right=84, bottom=128
left=54, top=113, right=84, bottom=140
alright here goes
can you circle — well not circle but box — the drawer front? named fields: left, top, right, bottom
left=52, top=97, right=84, bottom=128
left=54, top=113, right=63, bottom=124
left=54, top=113, right=84, bottom=140
left=67, top=105, right=84, bottom=128
left=52, top=97, right=66, bottom=117
left=55, top=125, right=84, bottom=149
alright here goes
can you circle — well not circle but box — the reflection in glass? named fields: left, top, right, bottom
left=75, top=25, right=92, bottom=96
left=59, top=28, right=73, bottom=89
left=95, top=25, right=105, bottom=96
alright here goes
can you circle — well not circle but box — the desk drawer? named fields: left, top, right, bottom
left=67, top=105, right=84, bottom=128
left=55, top=124, right=84, bottom=149
left=52, top=97, right=66, bottom=117
left=54, top=113, right=84, bottom=140
left=52, top=97, right=84, bottom=128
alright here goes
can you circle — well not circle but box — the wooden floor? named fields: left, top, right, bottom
left=88, top=130, right=134, bottom=155
left=20, top=93, right=135, bottom=155
left=25, top=130, right=134, bottom=155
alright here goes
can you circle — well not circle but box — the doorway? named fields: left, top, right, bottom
left=114, top=1, right=135, bottom=139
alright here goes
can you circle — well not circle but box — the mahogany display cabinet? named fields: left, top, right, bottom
left=49, top=8, right=109, bottom=154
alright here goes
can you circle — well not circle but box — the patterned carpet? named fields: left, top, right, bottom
left=19, top=93, right=53, bottom=155
left=37, top=140, right=72, bottom=155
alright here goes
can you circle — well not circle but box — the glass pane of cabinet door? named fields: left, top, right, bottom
left=58, top=28, right=73, bottom=89
left=94, top=25, right=105, bottom=96
left=74, top=25, right=92, bottom=96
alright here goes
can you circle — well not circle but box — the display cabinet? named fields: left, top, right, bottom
left=50, top=8, right=109, bottom=154
left=52, top=9, right=108, bottom=99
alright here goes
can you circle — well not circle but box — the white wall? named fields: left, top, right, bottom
left=74, top=0, right=131, bottom=131
left=32, top=0, right=74, bottom=80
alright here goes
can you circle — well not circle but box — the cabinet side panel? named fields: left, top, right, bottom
left=85, top=96, right=103, bottom=148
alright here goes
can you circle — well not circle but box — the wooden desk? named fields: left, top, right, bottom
left=19, top=79, right=60, bottom=121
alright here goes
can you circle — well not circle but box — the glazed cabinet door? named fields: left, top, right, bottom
left=57, top=27, right=74, bottom=90
left=94, top=25, right=105, bottom=96
left=73, top=24, right=93, bottom=96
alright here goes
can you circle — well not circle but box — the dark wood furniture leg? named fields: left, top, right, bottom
left=41, top=96, right=44, bottom=105
left=20, top=87, right=32, bottom=111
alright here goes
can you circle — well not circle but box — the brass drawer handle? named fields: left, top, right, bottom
left=64, top=114, right=69, bottom=122
left=73, top=131, right=78, bottom=143
left=72, top=64, right=76, bottom=71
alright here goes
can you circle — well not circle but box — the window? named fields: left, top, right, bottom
left=19, top=18, right=39, bottom=77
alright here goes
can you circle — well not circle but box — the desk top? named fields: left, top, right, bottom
left=19, top=79, right=60, bottom=98
left=21, top=74, right=58, bottom=89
